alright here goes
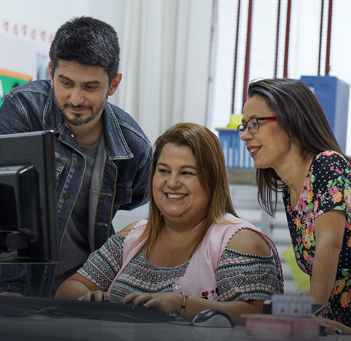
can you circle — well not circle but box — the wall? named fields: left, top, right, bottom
left=0, top=0, right=127, bottom=104
left=0, top=0, right=214, bottom=143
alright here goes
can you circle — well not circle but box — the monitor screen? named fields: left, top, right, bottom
left=0, top=131, right=58, bottom=263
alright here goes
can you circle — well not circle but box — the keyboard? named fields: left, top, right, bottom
left=0, top=295, right=176, bottom=323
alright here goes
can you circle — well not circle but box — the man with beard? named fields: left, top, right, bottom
left=0, top=16, right=152, bottom=298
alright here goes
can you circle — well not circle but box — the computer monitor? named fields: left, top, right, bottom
left=0, top=131, right=58, bottom=263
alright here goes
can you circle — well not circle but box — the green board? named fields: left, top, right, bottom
left=0, top=73, right=30, bottom=107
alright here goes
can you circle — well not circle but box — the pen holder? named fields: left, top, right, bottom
left=271, top=295, right=313, bottom=317
left=243, top=295, right=318, bottom=341
left=243, top=314, right=320, bottom=341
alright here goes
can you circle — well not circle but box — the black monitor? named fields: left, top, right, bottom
left=0, top=131, right=58, bottom=263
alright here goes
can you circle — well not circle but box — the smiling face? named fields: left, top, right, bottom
left=152, top=143, right=210, bottom=225
left=49, top=60, right=121, bottom=129
left=241, top=95, right=294, bottom=171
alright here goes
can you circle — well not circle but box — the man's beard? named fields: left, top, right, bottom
left=55, top=96, right=108, bottom=127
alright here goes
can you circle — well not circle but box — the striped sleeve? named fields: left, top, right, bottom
left=77, top=234, right=125, bottom=291
left=216, top=247, right=284, bottom=302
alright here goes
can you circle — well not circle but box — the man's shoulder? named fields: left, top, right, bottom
left=6, top=79, right=52, bottom=97
left=0, top=79, right=55, bottom=133
left=105, top=102, right=151, bottom=145
left=106, top=102, right=137, bottom=127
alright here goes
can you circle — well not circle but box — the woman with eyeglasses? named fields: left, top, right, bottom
left=239, top=78, right=351, bottom=334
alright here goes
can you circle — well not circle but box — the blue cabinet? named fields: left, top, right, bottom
left=216, top=128, right=255, bottom=169
left=300, top=75, right=350, bottom=153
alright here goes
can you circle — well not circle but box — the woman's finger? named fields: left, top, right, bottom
left=323, top=324, right=342, bottom=335
left=317, top=318, right=350, bottom=335
left=133, top=293, right=156, bottom=306
left=83, top=291, right=92, bottom=301
left=121, top=292, right=141, bottom=304
left=76, top=290, right=109, bottom=302
left=142, top=292, right=180, bottom=314
left=93, top=291, right=104, bottom=302
left=103, top=292, right=111, bottom=303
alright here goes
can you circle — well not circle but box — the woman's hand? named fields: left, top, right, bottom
left=77, top=290, right=111, bottom=303
left=317, top=317, right=351, bottom=335
left=0, top=292, right=23, bottom=297
left=121, top=292, right=182, bottom=315
left=55, top=273, right=108, bottom=301
left=122, top=291, right=263, bottom=324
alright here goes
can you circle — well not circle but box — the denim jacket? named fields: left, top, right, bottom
left=0, top=80, right=152, bottom=297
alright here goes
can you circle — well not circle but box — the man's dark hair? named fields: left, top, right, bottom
left=49, top=16, right=120, bottom=85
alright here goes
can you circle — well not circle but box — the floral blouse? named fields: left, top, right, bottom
left=282, top=151, right=351, bottom=327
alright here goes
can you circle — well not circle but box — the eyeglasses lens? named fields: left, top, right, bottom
left=237, top=125, right=245, bottom=136
left=249, top=119, right=259, bottom=134
left=237, top=118, right=259, bottom=136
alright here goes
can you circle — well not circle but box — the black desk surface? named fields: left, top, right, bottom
left=0, top=296, right=348, bottom=341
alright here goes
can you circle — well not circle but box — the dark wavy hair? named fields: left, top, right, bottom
left=49, top=16, right=120, bottom=85
left=138, top=122, right=238, bottom=254
left=247, top=78, right=349, bottom=216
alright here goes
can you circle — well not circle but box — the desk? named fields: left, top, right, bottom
left=0, top=315, right=348, bottom=341
left=0, top=296, right=348, bottom=341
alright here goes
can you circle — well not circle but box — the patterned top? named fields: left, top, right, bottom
left=282, top=151, right=351, bottom=327
left=78, top=233, right=283, bottom=303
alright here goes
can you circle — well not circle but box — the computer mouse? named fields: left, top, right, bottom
left=191, top=309, right=235, bottom=328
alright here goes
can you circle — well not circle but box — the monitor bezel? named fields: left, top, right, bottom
left=0, top=130, right=58, bottom=263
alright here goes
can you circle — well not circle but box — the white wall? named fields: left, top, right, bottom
left=0, top=1, right=124, bottom=91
